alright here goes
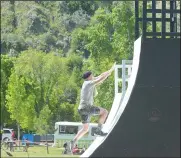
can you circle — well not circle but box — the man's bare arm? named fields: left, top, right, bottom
left=94, top=71, right=109, bottom=80
left=93, top=66, right=115, bottom=85
left=93, top=71, right=110, bottom=85
left=93, top=62, right=116, bottom=85
left=95, top=74, right=109, bottom=86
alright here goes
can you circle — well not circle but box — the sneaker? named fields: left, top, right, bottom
left=66, top=141, right=74, bottom=154
left=94, top=128, right=108, bottom=136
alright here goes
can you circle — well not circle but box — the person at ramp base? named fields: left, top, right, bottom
left=66, top=64, right=115, bottom=154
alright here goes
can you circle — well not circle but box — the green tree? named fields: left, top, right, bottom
left=6, top=49, right=75, bottom=131
left=1, top=1, right=15, bottom=33
left=34, top=105, right=52, bottom=135
left=111, top=1, right=135, bottom=60
left=1, top=55, right=16, bottom=126
left=1, top=33, right=27, bottom=55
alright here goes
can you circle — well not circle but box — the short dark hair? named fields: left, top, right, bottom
left=82, top=71, right=92, bottom=79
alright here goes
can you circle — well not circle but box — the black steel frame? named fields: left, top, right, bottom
left=135, top=0, right=181, bottom=39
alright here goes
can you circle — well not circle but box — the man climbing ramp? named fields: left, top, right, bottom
left=66, top=63, right=116, bottom=154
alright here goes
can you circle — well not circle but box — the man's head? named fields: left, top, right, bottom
left=82, top=71, right=93, bottom=80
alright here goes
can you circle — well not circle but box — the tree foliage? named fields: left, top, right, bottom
left=1, top=1, right=141, bottom=133
left=6, top=50, right=78, bottom=131
left=1, top=55, right=16, bottom=126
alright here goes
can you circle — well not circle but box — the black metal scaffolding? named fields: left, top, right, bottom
left=135, top=0, right=181, bottom=39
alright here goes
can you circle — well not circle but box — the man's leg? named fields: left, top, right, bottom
left=67, top=124, right=89, bottom=154
left=72, top=123, right=89, bottom=144
left=67, top=110, right=90, bottom=153
left=97, top=107, right=108, bottom=133
left=98, top=107, right=108, bottom=126
left=91, top=106, right=109, bottom=136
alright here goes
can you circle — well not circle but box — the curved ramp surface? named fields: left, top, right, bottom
left=81, top=37, right=142, bottom=158
left=82, top=37, right=180, bottom=157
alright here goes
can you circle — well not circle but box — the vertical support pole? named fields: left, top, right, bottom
left=46, top=134, right=49, bottom=154
left=179, top=0, right=181, bottom=34
left=17, top=123, right=20, bottom=148
left=122, top=60, right=126, bottom=95
left=152, top=0, right=156, bottom=38
left=142, top=1, right=147, bottom=38
left=135, top=0, right=139, bottom=40
left=114, top=65, right=118, bottom=95
left=170, top=0, right=174, bottom=35
left=161, top=0, right=166, bottom=39
left=173, top=0, right=177, bottom=34
left=128, top=66, right=132, bottom=76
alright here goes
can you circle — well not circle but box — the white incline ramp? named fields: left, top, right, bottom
left=81, top=37, right=142, bottom=158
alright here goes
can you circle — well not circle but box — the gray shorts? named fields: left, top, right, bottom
left=78, top=106, right=100, bottom=123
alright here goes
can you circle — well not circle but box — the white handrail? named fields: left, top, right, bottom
left=115, top=60, right=133, bottom=96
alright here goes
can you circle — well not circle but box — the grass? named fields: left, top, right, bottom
left=1, top=146, right=79, bottom=158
